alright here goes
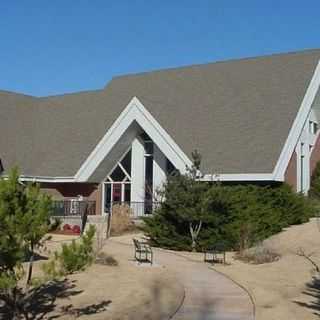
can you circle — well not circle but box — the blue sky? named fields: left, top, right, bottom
left=1, top=1, right=320, bottom=97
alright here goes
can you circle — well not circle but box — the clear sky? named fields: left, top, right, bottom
left=1, top=1, right=320, bottom=97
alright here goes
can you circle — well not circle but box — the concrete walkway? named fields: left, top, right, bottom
left=109, top=236, right=254, bottom=320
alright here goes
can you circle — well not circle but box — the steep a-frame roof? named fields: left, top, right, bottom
left=1, top=49, right=320, bottom=179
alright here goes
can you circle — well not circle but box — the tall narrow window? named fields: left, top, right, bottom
left=309, top=121, right=313, bottom=134
left=124, top=184, right=131, bottom=202
left=300, top=143, right=304, bottom=192
left=313, top=122, right=318, bottom=134
left=105, top=184, right=112, bottom=212
left=145, top=155, right=153, bottom=201
left=166, top=159, right=177, bottom=176
left=141, top=132, right=154, bottom=214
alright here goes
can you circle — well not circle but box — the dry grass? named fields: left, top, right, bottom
left=95, top=252, right=119, bottom=266
left=110, top=204, right=136, bottom=236
left=236, top=244, right=281, bottom=264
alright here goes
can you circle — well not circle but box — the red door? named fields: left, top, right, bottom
left=112, top=184, right=122, bottom=203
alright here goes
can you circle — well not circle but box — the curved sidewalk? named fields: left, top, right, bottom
left=109, top=238, right=254, bottom=320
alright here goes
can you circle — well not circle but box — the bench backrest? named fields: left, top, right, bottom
left=133, top=238, right=141, bottom=249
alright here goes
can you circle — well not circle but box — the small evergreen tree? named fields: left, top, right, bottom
left=41, top=225, right=96, bottom=278
left=0, top=168, right=52, bottom=318
left=143, top=150, right=210, bottom=251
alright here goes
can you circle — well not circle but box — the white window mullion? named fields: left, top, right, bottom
left=121, top=183, right=126, bottom=202
left=118, top=162, right=131, bottom=180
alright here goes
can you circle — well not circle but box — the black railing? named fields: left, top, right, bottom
left=51, top=200, right=96, bottom=217
left=105, top=201, right=160, bottom=218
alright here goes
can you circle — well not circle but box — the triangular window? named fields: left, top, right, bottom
left=107, top=149, right=131, bottom=182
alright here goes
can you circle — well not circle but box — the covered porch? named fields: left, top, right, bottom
left=50, top=199, right=159, bottom=219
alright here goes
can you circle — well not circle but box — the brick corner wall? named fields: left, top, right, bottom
left=284, top=150, right=297, bottom=191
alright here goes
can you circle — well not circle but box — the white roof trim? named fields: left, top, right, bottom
left=199, top=173, right=275, bottom=182
left=74, top=96, right=193, bottom=182
left=19, top=175, right=76, bottom=183
left=272, top=60, right=320, bottom=181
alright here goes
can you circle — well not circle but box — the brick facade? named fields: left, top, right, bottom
left=284, top=150, right=297, bottom=191
left=285, top=133, right=320, bottom=192
left=310, top=134, right=320, bottom=176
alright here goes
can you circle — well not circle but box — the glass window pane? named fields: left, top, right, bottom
left=113, top=184, right=122, bottom=202
left=110, top=165, right=126, bottom=181
left=145, top=156, right=153, bottom=201
left=145, top=142, right=153, bottom=155
left=124, top=184, right=131, bottom=202
left=309, top=121, right=313, bottom=133
left=314, top=122, right=318, bottom=134
left=166, top=159, right=176, bottom=175
left=120, top=150, right=131, bottom=175
left=140, top=132, right=152, bottom=141
left=105, top=184, right=111, bottom=212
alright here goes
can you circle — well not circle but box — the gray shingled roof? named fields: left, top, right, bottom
left=1, top=49, right=320, bottom=177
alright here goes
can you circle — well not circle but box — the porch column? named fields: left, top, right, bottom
left=153, top=145, right=167, bottom=199
left=131, top=137, right=145, bottom=203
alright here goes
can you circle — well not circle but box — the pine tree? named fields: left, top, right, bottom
left=143, top=150, right=209, bottom=251
left=0, top=168, right=52, bottom=318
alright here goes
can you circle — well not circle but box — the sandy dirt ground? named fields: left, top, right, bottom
left=126, top=220, right=320, bottom=320
left=17, top=218, right=320, bottom=320
left=212, top=218, right=320, bottom=320
left=110, top=234, right=254, bottom=320
left=26, top=234, right=184, bottom=320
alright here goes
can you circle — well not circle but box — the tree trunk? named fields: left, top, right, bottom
left=26, top=243, right=34, bottom=286
left=12, top=287, right=19, bottom=320
left=189, top=221, right=202, bottom=252
left=107, top=209, right=113, bottom=238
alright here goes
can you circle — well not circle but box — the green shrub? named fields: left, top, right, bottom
left=48, top=217, right=62, bottom=232
left=143, top=182, right=315, bottom=252
left=43, top=225, right=96, bottom=277
left=261, top=184, right=314, bottom=226
left=142, top=153, right=210, bottom=251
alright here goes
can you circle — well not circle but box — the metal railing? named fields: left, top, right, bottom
left=51, top=200, right=96, bottom=217
left=105, top=201, right=160, bottom=218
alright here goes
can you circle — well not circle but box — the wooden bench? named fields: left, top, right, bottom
left=133, top=239, right=153, bottom=265
left=204, top=243, right=226, bottom=265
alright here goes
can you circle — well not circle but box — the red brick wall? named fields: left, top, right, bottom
left=40, top=182, right=103, bottom=215
left=284, top=150, right=297, bottom=191
left=284, top=134, right=320, bottom=192
left=310, top=134, right=320, bottom=176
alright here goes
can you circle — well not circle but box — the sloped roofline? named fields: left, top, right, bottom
left=16, top=55, right=320, bottom=183
left=110, top=49, right=320, bottom=84
left=2, top=48, right=319, bottom=98
left=272, top=60, right=320, bottom=180
left=18, top=57, right=320, bottom=183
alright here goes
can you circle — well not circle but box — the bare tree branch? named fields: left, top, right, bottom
left=297, top=247, right=320, bottom=273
